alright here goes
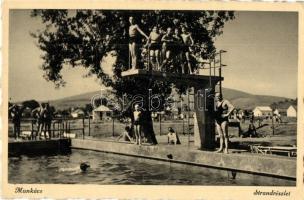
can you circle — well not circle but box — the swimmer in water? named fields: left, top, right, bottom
left=59, top=162, right=90, bottom=173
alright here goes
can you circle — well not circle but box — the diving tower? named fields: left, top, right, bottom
left=121, top=68, right=223, bottom=150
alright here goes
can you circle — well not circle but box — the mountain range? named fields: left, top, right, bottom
left=48, top=88, right=290, bottom=110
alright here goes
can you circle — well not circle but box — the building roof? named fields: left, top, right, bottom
left=93, top=105, right=112, bottom=112
left=274, top=108, right=287, bottom=112
left=254, top=106, right=272, bottom=112
left=288, top=105, right=297, bottom=111
left=71, top=109, right=84, bottom=114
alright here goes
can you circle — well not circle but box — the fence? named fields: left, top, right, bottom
left=8, top=117, right=85, bottom=140
left=8, top=114, right=194, bottom=141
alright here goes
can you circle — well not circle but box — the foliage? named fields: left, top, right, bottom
left=21, top=99, right=40, bottom=110
left=31, top=9, right=235, bottom=104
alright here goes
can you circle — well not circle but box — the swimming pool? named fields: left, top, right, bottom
left=8, top=149, right=295, bottom=185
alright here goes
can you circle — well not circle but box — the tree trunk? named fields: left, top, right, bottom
left=141, top=110, right=158, bottom=145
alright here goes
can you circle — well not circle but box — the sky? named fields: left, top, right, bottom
left=9, top=10, right=298, bottom=102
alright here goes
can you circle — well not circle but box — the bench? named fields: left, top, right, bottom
left=250, top=145, right=297, bottom=157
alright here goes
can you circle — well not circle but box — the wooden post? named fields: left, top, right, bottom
left=88, top=116, right=91, bottom=136
left=112, top=117, right=115, bottom=137
left=182, top=116, right=185, bottom=135
left=59, top=122, right=61, bottom=138
left=82, top=117, right=85, bottom=139
left=272, top=116, right=275, bottom=135
left=159, top=113, right=162, bottom=136
left=52, top=122, right=55, bottom=138
left=58, top=122, right=61, bottom=138
left=31, top=120, right=34, bottom=140
left=65, top=119, right=68, bottom=133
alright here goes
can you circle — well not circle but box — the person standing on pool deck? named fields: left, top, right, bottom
left=44, top=103, right=53, bottom=139
left=133, top=104, right=142, bottom=145
left=129, top=16, right=149, bottom=69
left=214, top=92, right=234, bottom=154
left=9, top=104, right=22, bottom=139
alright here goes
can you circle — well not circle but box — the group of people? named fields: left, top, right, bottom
left=31, top=103, right=53, bottom=139
left=117, top=104, right=181, bottom=146
left=115, top=93, right=236, bottom=153
left=128, top=16, right=196, bottom=74
left=8, top=102, right=53, bottom=140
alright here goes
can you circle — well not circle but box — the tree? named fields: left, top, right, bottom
left=22, top=99, right=40, bottom=110
left=84, top=103, right=93, bottom=116
left=31, top=10, right=235, bottom=144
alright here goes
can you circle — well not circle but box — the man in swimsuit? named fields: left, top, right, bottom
left=147, top=26, right=161, bottom=70
left=214, top=92, right=234, bottom=153
left=44, top=103, right=53, bottom=139
left=161, top=27, right=175, bottom=71
left=133, top=104, right=142, bottom=145
left=181, top=26, right=194, bottom=74
left=9, top=104, right=22, bottom=139
left=172, top=27, right=184, bottom=73
left=129, top=16, right=149, bottom=69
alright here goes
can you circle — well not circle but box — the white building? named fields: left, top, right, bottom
left=71, top=109, right=85, bottom=118
left=253, top=106, right=273, bottom=117
left=92, top=105, right=113, bottom=121
left=287, top=105, right=297, bottom=117
left=273, top=108, right=287, bottom=116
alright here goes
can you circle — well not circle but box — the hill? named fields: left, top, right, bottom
left=49, top=88, right=290, bottom=110
left=222, top=88, right=288, bottom=109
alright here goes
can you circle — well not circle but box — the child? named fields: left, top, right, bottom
left=133, top=104, right=142, bottom=145
left=167, top=127, right=181, bottom=145
left=117, top=126, right=134, bottom=143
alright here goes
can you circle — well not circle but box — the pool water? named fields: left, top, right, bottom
left=8, top=149, right=295, bottom=185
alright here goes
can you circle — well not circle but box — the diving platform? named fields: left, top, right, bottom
left=121, top=69, right=223, bottom=151
left=121, top=69, right=223, bottom=86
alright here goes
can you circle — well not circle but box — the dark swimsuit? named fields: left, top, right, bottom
left=149, top=42, right=160, bottom=50
left=162, top=35, right=175, bottom=51
left=134, top=111, right=142, bottom=126
left=215, top=101, right=229, bottom=124
left=129, top=36, right=141, bottom=44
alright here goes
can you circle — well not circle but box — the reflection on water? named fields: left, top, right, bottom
left=8, top=149, right=295, bottom=186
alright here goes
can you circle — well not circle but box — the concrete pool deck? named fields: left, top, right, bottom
left=8, top=135, right=296, bottom=180
left=71, top=137, right=296, bottom=180
left=8, top=138, right=71, bottom=156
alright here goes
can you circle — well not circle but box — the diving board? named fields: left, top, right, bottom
left=121, top=69, right=223, bottom=86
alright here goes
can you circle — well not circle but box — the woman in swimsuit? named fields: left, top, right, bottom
left=214, top=92, right=234, bottom=154
left=129, top=16, right=149, bottom=69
